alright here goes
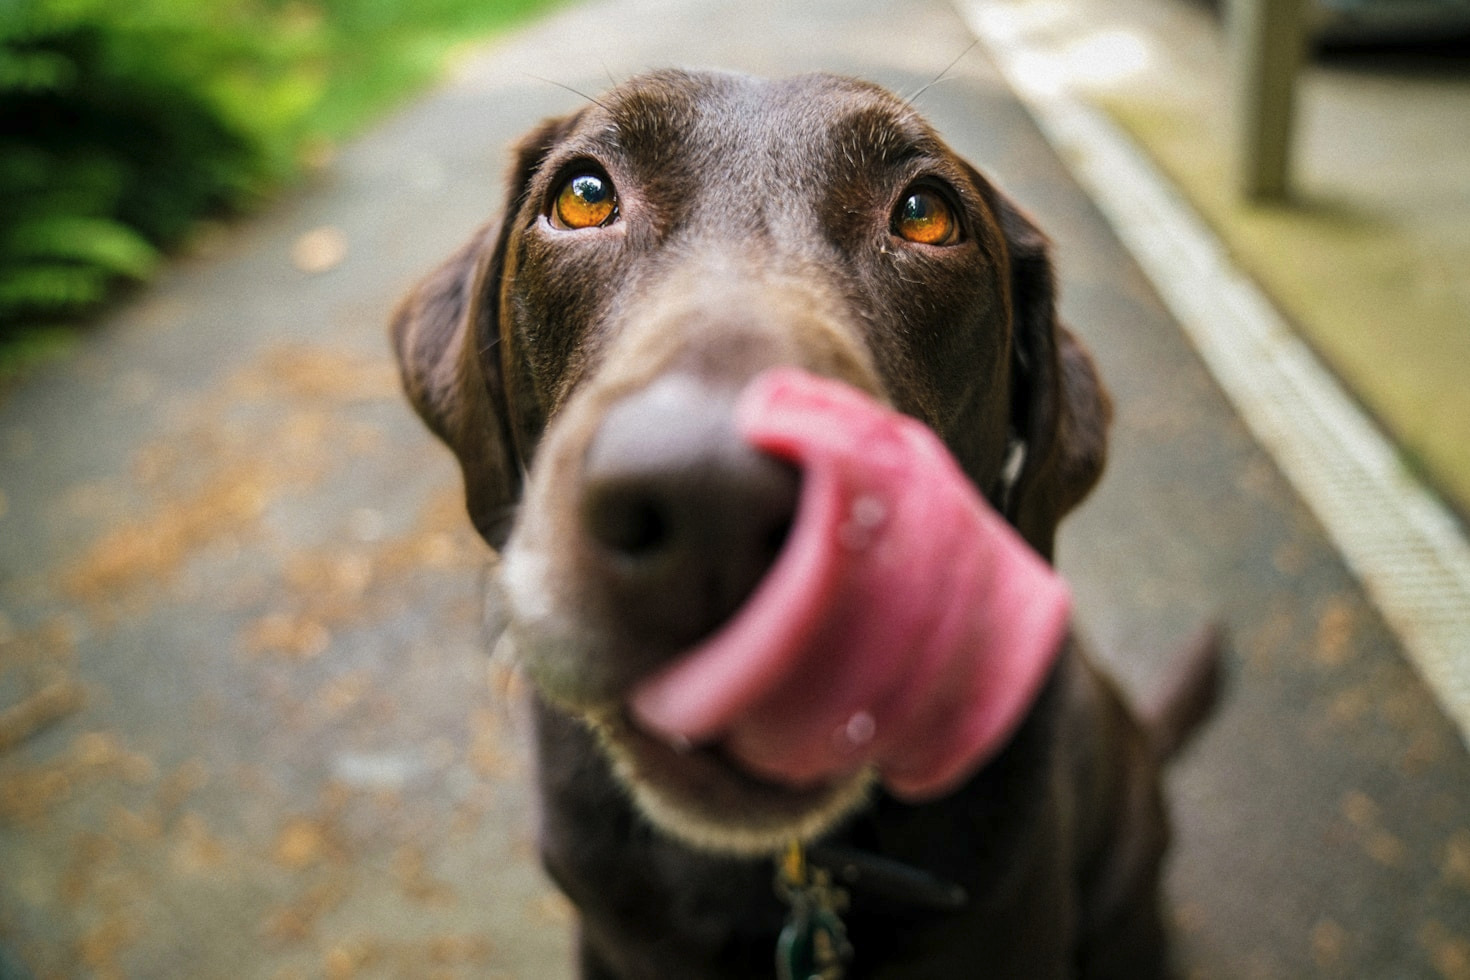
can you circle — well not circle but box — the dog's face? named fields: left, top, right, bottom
left=393, top=70, right=1108, bottom=853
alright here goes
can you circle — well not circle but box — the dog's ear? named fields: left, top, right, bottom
left=390, top=114, right=580, bottom=548
left=989, top=190, right=1111, bottom=562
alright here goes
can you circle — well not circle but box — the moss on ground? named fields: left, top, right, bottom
left=1103, top=97, right=1470, bottom=519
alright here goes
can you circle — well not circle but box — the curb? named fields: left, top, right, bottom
left=960, top=0, right=1470, bottom=746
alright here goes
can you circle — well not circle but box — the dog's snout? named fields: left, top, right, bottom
left=580, top=377, right=799, bottom=652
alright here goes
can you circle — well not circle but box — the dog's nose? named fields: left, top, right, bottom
left=580, top=376, right=799, bottom=652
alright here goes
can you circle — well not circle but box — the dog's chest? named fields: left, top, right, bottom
left=531, top=698, right=1080, bottom=979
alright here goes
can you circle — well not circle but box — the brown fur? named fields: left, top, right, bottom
left=392, top=69, right=1214, bottom=978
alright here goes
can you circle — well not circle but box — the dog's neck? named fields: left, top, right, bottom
left=807, top=843, right=969, bottom=914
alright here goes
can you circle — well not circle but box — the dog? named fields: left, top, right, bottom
left=392, top=69, right=1218, bottom=979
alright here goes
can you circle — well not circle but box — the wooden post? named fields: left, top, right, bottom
left=1231, top=0, right=1309, bottom=201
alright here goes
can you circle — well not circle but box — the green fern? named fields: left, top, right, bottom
left=0, top=46, right=74, bottom=92
left=0, top=0, right=274, bottom=341
left=2, top=216, right=158, bottom=278
left=0, top=265, right=109, bottom=313
left=0, top=0, right=567, bottom=353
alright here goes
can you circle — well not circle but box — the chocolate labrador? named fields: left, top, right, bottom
left=392, top=69, right=1217, bottom=979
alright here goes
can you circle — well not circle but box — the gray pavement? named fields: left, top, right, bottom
left=2, top=0, right=1469, bottom=977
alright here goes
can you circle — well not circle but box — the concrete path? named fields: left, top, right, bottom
left=2, top=0, right=1468, bottom=976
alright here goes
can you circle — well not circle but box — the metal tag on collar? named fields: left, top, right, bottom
left=775, top=840, right=852, bottom=980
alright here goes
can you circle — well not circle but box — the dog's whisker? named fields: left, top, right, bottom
left=523, top=72, right=612, bottom=112
left=904, top=39, right=980, bottom=107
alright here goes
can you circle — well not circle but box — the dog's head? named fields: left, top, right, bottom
left=392, top=70, right=1109, bottom=853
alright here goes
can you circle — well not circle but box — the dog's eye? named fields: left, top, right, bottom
left=893, top=189, right=958, bottom=246
left=553, top=173, right=617, bottom=229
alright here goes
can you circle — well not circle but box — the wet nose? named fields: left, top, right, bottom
left=580, top=375, right=800, bottom=652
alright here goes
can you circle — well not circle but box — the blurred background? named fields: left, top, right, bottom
left=3, top=0, right=1467, bottom=515
left=1, top=0, right=1468, bottom=976
left=0, top=0, right=565, bottom=372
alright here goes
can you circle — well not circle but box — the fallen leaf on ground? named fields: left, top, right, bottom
left=0, top=679, right=85, bottom=753
left=291, top=227, right=348, bottom=274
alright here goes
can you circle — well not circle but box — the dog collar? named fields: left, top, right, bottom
left=775, top=840, right=969, bottom=979
left=807, top=843, right=969, bottom=914
left=776, top=841, right=851, bottom=980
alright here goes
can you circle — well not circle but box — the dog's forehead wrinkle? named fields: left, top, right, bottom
left=587, top=70, right=931, bottom=197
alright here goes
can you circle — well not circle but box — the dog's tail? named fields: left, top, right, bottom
left=1137, top=624, right=1225, bottom=761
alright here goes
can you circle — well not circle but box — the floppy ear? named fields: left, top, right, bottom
left=990, top=191, right=1111, bottom=562
left=390, top=115, right=579, bottom=548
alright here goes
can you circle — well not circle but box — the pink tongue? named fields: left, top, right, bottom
left=629, top=368, right=1070, bottom=801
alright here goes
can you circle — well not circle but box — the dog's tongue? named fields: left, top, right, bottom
left=629, top=368, right=1070, bottom=801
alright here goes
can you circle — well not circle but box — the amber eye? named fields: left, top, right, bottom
left=893, top=188, right=958, bottom=246
left=553, top=172, right=617, bottom=229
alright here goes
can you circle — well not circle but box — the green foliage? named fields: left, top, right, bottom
left=0, top=0, right=299, bottom=342
left=0, top=0, right=562, bottom=356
